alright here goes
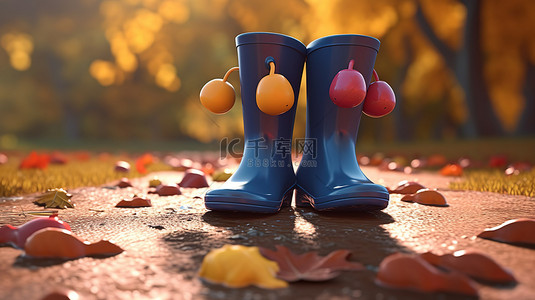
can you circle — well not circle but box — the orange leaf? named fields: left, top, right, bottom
left=24, top=228, right=123, bottom=259
left=387, top=180, right=426, bottom=194
left=136, top=153, right=154, bottom=174
left=477, top=218, right=535, bottom=246
left=259, top=245, right=363, bottom=282
left=401, top=189, right=448, bottom=206
left=376, top=253, right=478, bottom=296
left=439, top=164, right=463, bottom=176
left=420, top=250, right=515, bottom=284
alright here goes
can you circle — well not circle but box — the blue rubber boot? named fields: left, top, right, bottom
left=295, top=34, right=389, bottom=211
left=205, top=33, right=306, bottom=213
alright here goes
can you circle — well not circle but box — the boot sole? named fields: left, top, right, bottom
left=204, top=187, right=294, bottom=214
left=295, top=187, right=388, bottom=211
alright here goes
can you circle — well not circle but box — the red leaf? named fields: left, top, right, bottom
left=19, top=151, right=50, bottom=170
left=259, top=245, right=363, bottom=282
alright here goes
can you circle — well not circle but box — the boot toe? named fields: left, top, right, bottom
left=205, top=187, right=293, bottom=213
left=296, top=183, right=389, bottom=211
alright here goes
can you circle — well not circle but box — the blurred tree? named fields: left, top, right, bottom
left=0, top=0, right=533, bottom=145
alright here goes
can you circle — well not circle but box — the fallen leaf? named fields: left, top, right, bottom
left=20, top=151, right=50, bottom=170
left=199, top=244, right=288, bottom=289
left=375, top=253, right=478, bottom=296
left=477, top=218, right=535, bottom=246
left=149, top=177, right=162, bottom=187
left=116, top=178, right=133, bottom=188
left=401, top=189, right=448, bottom=207
left=420, top=250, right=515, bottom=284
left=24, top=228, right=123, bottom=259
left=115, top=196, right=152, bottom=208
left=387, top=181, right=426, bottom=194
left=0, top=216, right=71, bottom=249
left=259, top=245, right=364, bottom=282
left=136, top=153, right=154, bottom=174
left=155, top=184, right=181, bottom=196
left=41, top=289, right=79, bottom=300
left=114, top=161, right=130, bottom=173
left=35, top=188, right=75, bottom=209
left=179, top=169, right=209, bottom=188
left=440, top=164, right=463, bottom=176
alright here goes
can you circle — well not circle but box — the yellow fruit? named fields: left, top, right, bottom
left=256, top=73, right=294, bottom=116
left=200, top=79, right=235, bottom=114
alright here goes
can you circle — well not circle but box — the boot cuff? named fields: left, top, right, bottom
left=236, top=32, right=307, bottom=56
left=307, top=34, right=380, bottom=55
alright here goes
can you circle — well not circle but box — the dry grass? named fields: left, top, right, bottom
left=0, top=157, right=171, bottom=197
left=450, top=169, right=535, bottom=197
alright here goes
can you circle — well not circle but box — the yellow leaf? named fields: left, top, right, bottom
left=199, top=244, right=288, bottom=289
left=35, top=188, right=75, bottom=209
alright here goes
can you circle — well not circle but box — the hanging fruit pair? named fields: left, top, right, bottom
left=199, top=59, right=293, bottom=116
left=329, top=60, right=396, bottom=117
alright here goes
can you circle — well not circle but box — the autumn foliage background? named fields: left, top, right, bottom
left=0, top=0, right=533, bottom=148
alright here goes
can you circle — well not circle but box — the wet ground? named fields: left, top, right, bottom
left=0, top=167, right=534, bottom=300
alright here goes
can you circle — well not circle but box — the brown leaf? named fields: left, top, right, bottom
left=376, top=253, right=478, bottom=296
left=259, top=245, right=363, bottom=282
left=34, top=188, right=75, bottom=209
left=115, top=196, right=152, bottom=208
left=420, top=250, right=516, bottom=284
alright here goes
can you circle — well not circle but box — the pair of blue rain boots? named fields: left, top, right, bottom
left=204, top=33, right=389, bottom=213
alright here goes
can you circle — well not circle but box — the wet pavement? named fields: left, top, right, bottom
left=0, top=167, right=534, bottom=300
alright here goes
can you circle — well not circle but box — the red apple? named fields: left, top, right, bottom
left=363, top=70, right=396, bottom=118
left=329, top=60, right=366, bottom=108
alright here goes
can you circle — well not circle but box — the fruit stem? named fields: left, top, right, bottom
left=222, top=67, right=239, bottom=82
left=372, top=69, right=379, bottom=82
left=269, top=61, right=275, bottom=75
left=348, top=59, right=355, bottom=70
